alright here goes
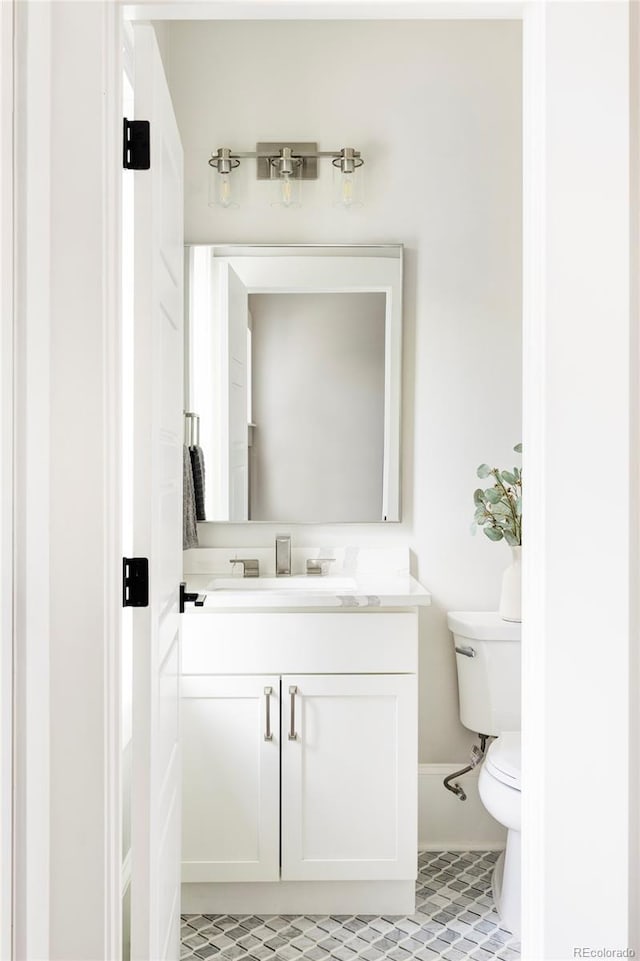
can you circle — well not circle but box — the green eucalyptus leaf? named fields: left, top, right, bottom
left=492, top=502, right=511, bottom=517
left=484, top=526, right=504, bottom=542
left=514, top=443, right=522, bottom=453
left=473, top=488, right=485, bottom=506
left=484, top=488, right=501, bottom=504
left=474, top=506, right=487, bottom=523
left=501, top=470, right=517, bottom=486
left=516, top=497, right=522, bottom=516
left=477, top=463, right=491, bottom=479
left=497, top=516, right=515, bottom=530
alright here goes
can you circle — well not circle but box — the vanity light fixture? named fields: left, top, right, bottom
left=207, top=142, right=365, bottom=210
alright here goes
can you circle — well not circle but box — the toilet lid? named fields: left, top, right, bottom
left=484, top=732, right=521, bottom=790
left=447, top=611, right=521, bottom=642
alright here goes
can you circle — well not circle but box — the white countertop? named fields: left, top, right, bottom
left=182, top=547, right=431, bottom=611
left=184, top=572, right=431, bottom=611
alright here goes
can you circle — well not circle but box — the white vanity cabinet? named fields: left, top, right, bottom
left=281, top=673, right=416, bottom=882
left=181, top=609, right=419, bottom=915
left=181, top=675, right=280, bottom=883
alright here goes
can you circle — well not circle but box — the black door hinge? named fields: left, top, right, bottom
left=122, top=557, right=149, bottom=607
left=123, top=118, right=150, bottom=170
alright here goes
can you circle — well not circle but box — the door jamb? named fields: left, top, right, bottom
left=1, top=1, right=14, bottom=956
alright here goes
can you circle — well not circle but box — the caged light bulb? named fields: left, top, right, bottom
left=332, top=148, right=364, bottom=209
left=208, top=148, right=239, bottom=209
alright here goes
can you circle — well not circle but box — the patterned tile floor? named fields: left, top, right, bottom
left=181, top=851, right=521, bottom=961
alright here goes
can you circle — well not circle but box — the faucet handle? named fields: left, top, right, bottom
left=306, top=557, right=335, bottom=576
left=230, top=558, right=260, bottom=578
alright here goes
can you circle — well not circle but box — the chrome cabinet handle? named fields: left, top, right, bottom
left=288, top=685, right=298, bottom=740
left=264, top=686, right=273, bottom=741
left=455, top=645, right=476, bottom=658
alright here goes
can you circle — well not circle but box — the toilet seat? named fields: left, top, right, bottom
left=484, top=732, right=521, bottom=790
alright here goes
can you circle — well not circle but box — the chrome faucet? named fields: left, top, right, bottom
left=275, top=534, right=291, bottom=576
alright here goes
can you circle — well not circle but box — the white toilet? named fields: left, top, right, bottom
left=447, top=611, right=521, bottom=936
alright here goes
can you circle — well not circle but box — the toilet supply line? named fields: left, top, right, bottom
left=443, top=733, right=490, bottom=801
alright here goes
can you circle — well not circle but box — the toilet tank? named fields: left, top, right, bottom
left=447, top=612, right=521, bottom=736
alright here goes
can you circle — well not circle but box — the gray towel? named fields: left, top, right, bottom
left=183, top=445, right=198, bottom=549
left=189, top=445, right=206, bottom=521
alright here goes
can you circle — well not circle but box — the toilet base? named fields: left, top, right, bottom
left=491, top=851, right=506, bottom=922
left=490, top=830, right=520, bottom=937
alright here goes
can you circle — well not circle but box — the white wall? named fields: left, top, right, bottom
left=164, top=19, right=522, bottom=763
left=250, top=291, right=385, bottom=522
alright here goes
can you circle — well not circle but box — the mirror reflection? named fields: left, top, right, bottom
left=185, top=245, right=402, bottom=523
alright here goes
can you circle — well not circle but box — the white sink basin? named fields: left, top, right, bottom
left=207, top=576, right=358, bottom=592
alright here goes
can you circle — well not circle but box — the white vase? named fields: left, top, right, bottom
left=499, top=546, right=522, bottom=622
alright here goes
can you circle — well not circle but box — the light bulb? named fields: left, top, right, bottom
left=209, top=171, right=238, bottom=209
left=281, top=174, right=293, bottom=206
left=341, top=175, right=354, bottom=206
left=218, top=174, right=233, bottom=207
left=271, top=167, right=301, bottom=208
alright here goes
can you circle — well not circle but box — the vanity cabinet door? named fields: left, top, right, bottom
left=181, top=675, right=280, bottom=882
left=281, top=674, right=417, bottom=882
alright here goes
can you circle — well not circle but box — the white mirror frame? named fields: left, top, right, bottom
left=186, top=244, right=403, bottom=523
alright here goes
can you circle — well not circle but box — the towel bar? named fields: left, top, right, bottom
left=184, top=410, right=200, bottom=447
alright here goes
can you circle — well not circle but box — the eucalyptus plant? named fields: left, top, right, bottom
left=471, top=443, right=522, bottom=547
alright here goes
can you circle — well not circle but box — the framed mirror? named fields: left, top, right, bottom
left=185, top=244, right=402, bottom=523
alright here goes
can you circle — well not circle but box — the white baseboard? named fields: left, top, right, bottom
left=182, top=880, right=415, bottom=916
left=418, top=763, right=506, bottom=851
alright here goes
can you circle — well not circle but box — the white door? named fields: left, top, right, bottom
left=225, top=264, right=249, bottom=520
left=281, top=674, right=417, bottom=881
left=181, top=676, right=280, bottom=882
left=131, top=25, right=184, bottom=961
